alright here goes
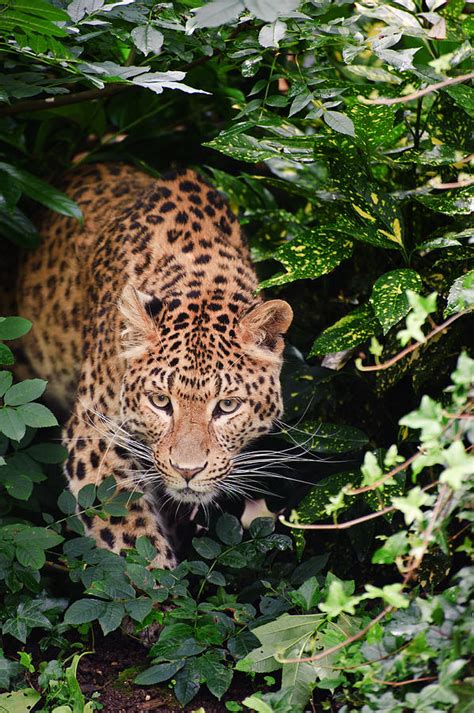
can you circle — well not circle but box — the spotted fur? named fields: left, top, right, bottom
left=16, top=163, right=293, bottom=567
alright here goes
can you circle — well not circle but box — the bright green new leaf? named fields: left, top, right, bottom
left=0, top=688, right=41, bottom=713
left=370, top=269, right=423, bottom=334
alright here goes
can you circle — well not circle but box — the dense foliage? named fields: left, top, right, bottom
left=0, top=0, right=473, bottom=710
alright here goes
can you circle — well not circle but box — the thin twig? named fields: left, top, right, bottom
left=430, top=178, right=474, bottom=190
left=0, top=84, right=129, bottom=117
left=357, top=310, right=471, bottom=372
left=361, top=72, right=474, bottom=105
left=371, top=675, right=436, bottom=687
left=279, top=506, right=395, bottom=530
left=346, top=452, right=419, bottom=496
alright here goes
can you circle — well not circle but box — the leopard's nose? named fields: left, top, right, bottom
left=170, top=461, right=207, bottom=480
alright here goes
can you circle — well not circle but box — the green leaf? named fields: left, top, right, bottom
left=370, top=269, right=423, bottom=334
left=445, top=84, right=474, bottom=118
left=15, top=526, right=63, bottom=549
left=445, top=270, right=474, bottom=316
left=0, top=344, right=14, bottom=366
left=0, top=316, right=32, bottom=340
left=26, top=443, right=68, bottom=463
left=135, top=660, right=185, bottom=685
left=174, top=661, right=201, bottom=705
left=125, top=597, right=153, bottom=623
left=3, top=378, right=47, bottom=406
left=99, top=602, right=125, bottom=636
left=0, top=371, right=13, bottom=397
left=245, top=0, right=299, bottom=22
left=319, top=580, right=360, bottom=617
left=64, top=598, right=107, bottom=625
left=309, top=303, right=381, bottom=356
left=416, top=186, right=473, bottom=215
left=282, top=421, right=369, bottom=454
left=192, top=536, right=222, bottom=559
left=190, top=0, right=244, bottom=29
left=0, top=163, right=82, bottom=220
left=58, top=490, right=77, bottom=515
left=3, top=473, right=33, bottom=501
left=15, top=403, right=58, bottom=428
left=135, top=536, right=157, bottom=562
left=259, top=230, right=353, bottom=289
left=0, top=407, right=26, bottom=441
left=15, top=544, right=45, bottom=569
left=323, top=110, right=355, bottom=137
left=77, top=483, right=96, bottom=508
left=216, top=513, right=242, bottom=545
left=0, top=689, right=41, bottom=713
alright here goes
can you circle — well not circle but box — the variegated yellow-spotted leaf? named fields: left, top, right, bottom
left=416, top=185, right=474, bottom=215
left=258, top=230, right=353, bottom=289
left=309, top=303, right=381, bottom=357
left=370, top=269, right=423, bottom=334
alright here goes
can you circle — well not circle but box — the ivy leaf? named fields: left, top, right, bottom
left=445, top=270, right=474, bottom=316
left=370, top=269, right=423, bottom=334
left=259, top=230, right=353, bottom=289
left=319, top=580, right=360, bottom=617
left=309, top=303, right=381, bottom=356
left=131, top=25, right=164, bottom=56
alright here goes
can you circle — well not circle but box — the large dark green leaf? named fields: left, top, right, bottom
left=0, top=163, right=82, bottom=220
left=259, top=230, right=353, bottom=289
left=281, top=421, right=369, bottom=454
left=309, top=303, right=381, bottom=357
left=370, top=269, right=422, bottom=334
left=416, top=186, right=473, bottom=215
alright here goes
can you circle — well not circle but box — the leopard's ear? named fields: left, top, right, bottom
left=118, top=285, right=163, bottom=358
left=240, top=299, right=293, bottom=362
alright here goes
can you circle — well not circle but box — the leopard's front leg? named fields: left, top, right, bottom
left=63, top=411, right=176, bottom=569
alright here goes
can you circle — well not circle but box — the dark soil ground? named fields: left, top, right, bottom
left=76, top=632, right=257, bottom=712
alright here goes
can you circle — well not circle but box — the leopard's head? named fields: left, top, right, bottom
left=119, top=285, right=293, bottom=503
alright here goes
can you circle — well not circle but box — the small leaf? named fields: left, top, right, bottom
left=445, top=270, right=474, bottom=316
left=64, top=598, right=107, bottom=625
left=192, top=536, right=222, bottom=559
left=0, top=407, right=25, bottom=441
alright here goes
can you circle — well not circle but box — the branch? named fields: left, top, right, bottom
left=429, top=178, right=474, bottom=190
left=279, top=505, right=395, bottom=530
left=0, top=84, right=129, bottom=118
left=357, top=309, right=471, bottom=373
left=346, top=452, right=419, bottom=496
left=362, top=72, right=474, bottom=106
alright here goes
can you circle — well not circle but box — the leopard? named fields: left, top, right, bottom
left=15, top=163, right=293, bottom=568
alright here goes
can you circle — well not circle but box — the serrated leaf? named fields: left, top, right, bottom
left=370, top=269, right=423, bottom=334
left=0, top=407, right=25, bottom=441
left=64, top=598, right=107, bottom=625
left=99, top=601, right=125, bottom=635
left=309, top=303, right=381, bottom=356
left=15, top=403, right=57, bottom=428
left=3, top=378, right=47, bottom=406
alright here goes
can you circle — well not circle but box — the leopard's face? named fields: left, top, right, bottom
left=119, top=287, right=293, bottom=504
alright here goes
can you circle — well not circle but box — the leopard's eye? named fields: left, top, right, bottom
left=149, top=392, right=171, bottom=411
left=216, top=398, right=241, bottom=415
